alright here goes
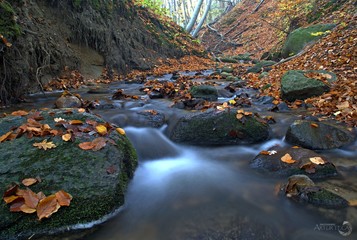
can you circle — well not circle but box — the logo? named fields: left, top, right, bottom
left=314, top=221, right=352, bottom=237
left=338, top=221, right=352, bottom=236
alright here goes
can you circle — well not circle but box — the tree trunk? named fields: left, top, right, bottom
left=192, top=0, right=213, bottom=38
left=185, top=0, right=204, bottom=32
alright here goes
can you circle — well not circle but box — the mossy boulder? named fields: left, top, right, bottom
left=0, top=109, right=137, bottom=239
left=189, top=85, right=218, bottom=101
left=283, top=175, right=349, bottom=208
left=282, top=24, right=336, bottom=58
left=0, top=1, right=21, bottom=38
left=250, top=146, right=337, bottom=179
left=281, top=70, right=330, bottom=102
left=286, top=120, right=355, bottom=150
left=246, top=61, right=276, bottom=73
left=166, top=110, right=271, bottom=145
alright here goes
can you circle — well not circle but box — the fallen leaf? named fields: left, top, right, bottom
left=37, top=195, right=61, bottom=220
left=33, top=139, right=57, bottom=150
left=336, top=101, right=349, bottom=110
left=349, top=199, right=357, bottom=207
left=116, top=128, right=125, bottom=135
left=292, top=146, right=300, bottom=149
left=0, top=131, right=13, bottom=142
left=260, top=150, right=270, bottom=155
left=77, top=108, right=86, bottom=113
left=92, top=137, right=107, bottom=151
left=300, top=162, right=316, bottom=173
left=3, top=195, right=20, bottom=204
left=23, top=188, right=40, bottom=209
left=55, top=190, right=72, bottom=207
left=310, top=123, right=319, bottom=128
left=62, top=133, right=72, bottom=142
left=20, top=204, right=36, bottom=214
left=96, top=125, right=107, bottom=135
left=281, top=153, right=296, bottom=164
left=54, top=117, right=66, bottom=122
left=69, top=120, right=84, bottom=125
left=10, top=198, right=25, bottom=212
left=78, top=141, right=95, bottom=150
left=3, top=185, right=19, bottom=197
left=11, top=110, right=28, bottom=116
left=106, top=165, right=117, bottom=174
left=309, top=157, right=325, bottom=165
left=236, top=113, right=244, bottom=120
left=22, top=178, right=38, bottom=187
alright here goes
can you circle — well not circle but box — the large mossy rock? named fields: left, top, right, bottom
left=189, top=85, right=218, bottom=101
left=285, top=120, right=355, bottom=150
left=0, top=109, right=137, bottom=239
left=281, top=70, right=330, bottom=101
left=246, top=60, right=276, bottom=73
left=281, top=23, right=336, bottom=58
left=166, top=110, right=270, bottom=145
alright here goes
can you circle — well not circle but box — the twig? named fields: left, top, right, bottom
left=252, top=0, right=265, bottom=13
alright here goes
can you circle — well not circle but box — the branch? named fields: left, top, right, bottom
left=252, top=0, right=265, bottom=13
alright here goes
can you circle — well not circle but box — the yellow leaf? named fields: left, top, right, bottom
left=33, top=139, right=57, bottom=150
left=0, top=131, right=13, bottom=143
left=228, top=99, right=236, bottom=105
left=309, top=157, right=325, bottom=165
left=96, top=125, right=107, bottom=135
left=3, top=195, right=20, bottom=204
left=116, top=128, right=125, bottom=135
left=236, top=113, right=244, bottom=120
left=281, top=153, right=296, bottom=164
left=69, top=120, right=83, bottom=125
left=62, top=133, right=71, bottom=142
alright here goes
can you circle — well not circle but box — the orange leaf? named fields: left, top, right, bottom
left=55, top=190, right=72, bottom=207
left=20, top=204, right=36, bottom=214
left=116, top=128, right=125, bottom=135
left=0, top=131, right=13, bottom=142
left=96, top=125, right=108, bottom=135
left=62, top=133, right=72, bottom=142
left=69, top=120, right=83, bottom=125
left=3, top=195, right=20, bottom=204
left=260, top=150, right=270, bottom=155
left=36, top=195, right=61, bottom=220
left=11, top=110, right=28, bottom=116
left=23, top=189, right=40, bottom=209
left=22, top=178, right=38, bottom=187
left=281, top=153, right=296, bottom=164
left=349, top=199, right=357, bottom=207
left=309, top=157, right=325, bottom=165
left=78, top=141, right=95, bottom=150
left=10, top=198, right=25, bottom=212
left=310, top=123, right=319, bottom=128
left=77, top=108, right=86, bottom=113
left=236, top=113, right=244, bottom=120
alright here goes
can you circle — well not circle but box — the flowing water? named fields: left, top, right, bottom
left=2, top=79, right=357, bottom=240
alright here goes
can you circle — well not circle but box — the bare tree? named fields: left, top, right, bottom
left=185, top=0, right=204, bottom=32
left=192, top=0, right=213, bottom=37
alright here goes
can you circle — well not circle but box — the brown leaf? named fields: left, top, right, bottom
left=260, top=150, right=270, bottom=155
left=69, top=120, right=84, bottom=125
left=300, top=162, right=316, bottom=174
left=20, top=204, right=36, bottom=214
left=11, top=110, right=28, bottom=116
left=310, top=123, right=319, bottom=128
left=55, top=190, right=72, bottom=207
left=37, top=195, right=61, bottom=220
left=33, top=139, right=57, bottom=150
left=280, top=153, right=296, bottom=164
left=10, top=197, right=25, bottom=212
left=3, top=195, right=20, bottom=204
left=23, top=189, right=40, bottom=209
left=78, top=141, right=95, bottom=150
left=0, top=131, right=13, bottom=143
left=62, top=133, right=72, bottom=142
left=349, top=199, right=357, bottom=207
left=22, top=178, right=38, bottom=187
left=3, top=185, right=19, bottom=198
left=92, top=137, right=107, bottom=151
left=106, top=165, right=117, bottom=174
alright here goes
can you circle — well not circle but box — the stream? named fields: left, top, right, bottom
left=3, top=73, right=357, bottom=240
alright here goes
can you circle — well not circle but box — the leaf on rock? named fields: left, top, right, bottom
left=54, top=117, right=66, bottom=122
left=55, top=190, right=72, bottom=206
left=92, top=137, right=107, bottom=151
left=62, top=133, right=72, bottom=142
left=79, top=141, right=95, bottom=150
left=260, top=150, right=270, bottom=155
left=236, top=113, right=244, bottom=120
left=300, top=162, right=316, bottom=173
left=116, top=128, right=125, bottom=135
left=349, top=199, right=357, bottom=207
left=37, top=195, right=61, bottom=220
left=22, top=178, right=38, bottom=187
left=77, top=108, right=86, bottom=113
left=3, top=185, right=19, bottom=198
left=310, top=123, right=319, bottom=128
left=0, top=131, right=13, bottom=142
left=309, top=157, right=325, bottom=165
left=3, top=195, right=20, bottom=204
left=69, top=120, right=84, bottom=125
left=23, top=188, right=40, bottom=209
left=33, top=139, right=57, bottom=150
left=281, top=153, right=296, bottom=164
left=11, top=110, right=28, bottom=116
left=96, top=125, right=107, bottom=135
left=20, top=204, right=36, bottom=214
left=10, top=198, right=25, bottom=212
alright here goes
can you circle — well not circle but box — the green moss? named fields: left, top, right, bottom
left=0, top=1, right=21, bottom=37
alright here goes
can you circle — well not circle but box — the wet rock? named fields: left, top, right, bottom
left=283, top=175, right=349, bottom=208
left=148, top=91, right=164, bottom=99
left=285, top=120, right=355, bottom=150
left=136, top=110, right=166, bottom=128
left=217, top=88, right=235, bottom=98
left=220, top=72, right=233, bottom=79
left=281, top=70, right=330, bottom=102
left=172, top=99, right=206, bottom=110
left=250, top=146, right=338, bottom=179
left=282, top=23, right=336, bottom=58
left=167, top=110, right=270, bottom=145
left=55, top=95, right=82, bottom=108
left=189, top=85, right=218, bottom=101
left=221, top=66, right=234, bottom=73
left=246, top=60, right=276, bottom=73
left=0, top=109, right=137, bottom=240
left=233, top=53, right=252, bottom=62
left=87, top=86, right=110, bottom=94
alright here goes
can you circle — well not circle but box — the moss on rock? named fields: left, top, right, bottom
left=0, top=109, right=137, bottom=239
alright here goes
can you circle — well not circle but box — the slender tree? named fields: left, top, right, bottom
left=192, top=0, right=213, bottom=37
left=185, top=0, right=204, bottom=32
